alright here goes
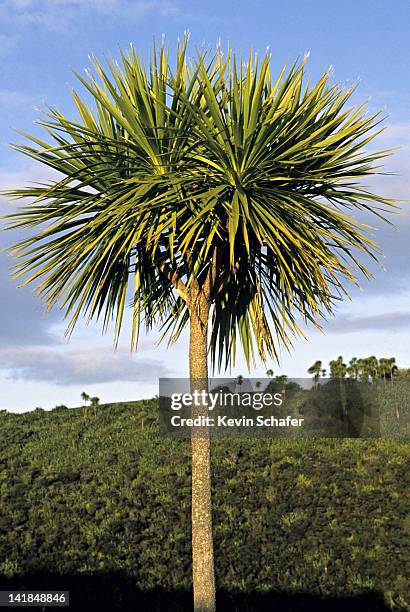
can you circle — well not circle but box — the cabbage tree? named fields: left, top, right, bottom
left=3, top=37, right=393, bottom=611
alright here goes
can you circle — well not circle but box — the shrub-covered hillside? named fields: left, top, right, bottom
left=0, top=400, right=409, bottom=611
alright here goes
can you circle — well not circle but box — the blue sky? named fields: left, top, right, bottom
left=1, top=0, right=410, bottom=411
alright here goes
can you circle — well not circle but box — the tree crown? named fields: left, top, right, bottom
left=2, top=37, right=395, bottom=370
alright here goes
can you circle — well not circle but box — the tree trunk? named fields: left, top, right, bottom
left=189, top=295, right=216, bottom=612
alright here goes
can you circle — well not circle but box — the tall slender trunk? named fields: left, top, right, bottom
left=189, top=293, right=216, bottom=612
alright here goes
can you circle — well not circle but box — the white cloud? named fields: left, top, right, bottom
left=2, top=0, right=181, bottom=31
left=325, top=311, right=410, bottom=334
left=0, top=345, right=171, bottom=384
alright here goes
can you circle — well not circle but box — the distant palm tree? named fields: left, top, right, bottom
left=90, top=396, right=100, bottom=416
left=348, top=357, right=359, bottom=380
left=307, top=360, right=322, bottom=387
left=357, top=358, right=370, bottom=382
left=275, top=374, right=288, bottom=397
left=235, top=375, right=244, bottom=394
left=378, top=358, right=389, bottom=384
left=330, top=356, right=347, bottom=416
left=81, top=392, right=90, bottom=418
left=329, top=356, right=346, bottom=381
left=266, top=369, right=274, bottom=378
left=388, top=357, right=397, bottom=385
left=368, top=355, right=379, bottom=382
